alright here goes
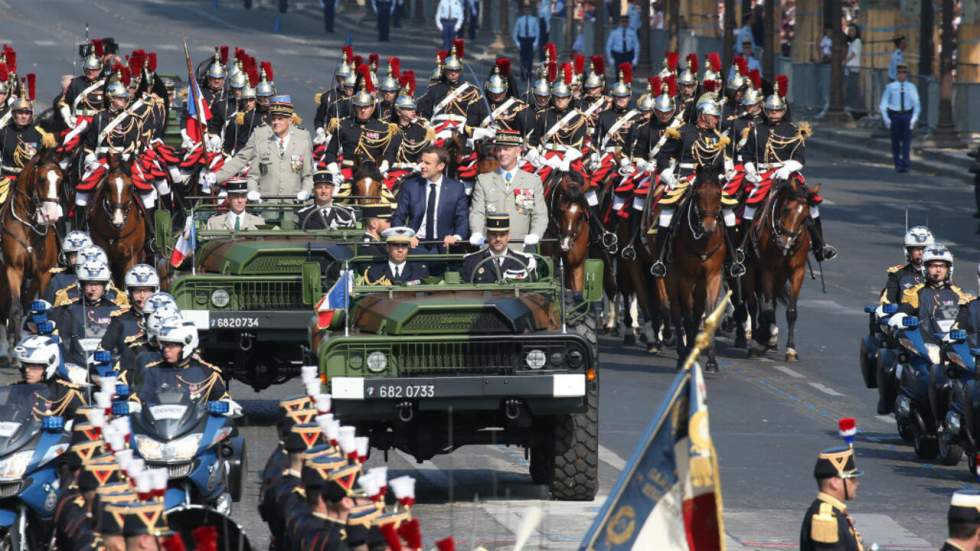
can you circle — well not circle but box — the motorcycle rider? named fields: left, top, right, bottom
left=49, top=259, right=123, bottom=366
left=139, top=317, right=227, bottom=403
left=100, top=264, right=160, bottom=371
left=42, top=231, right=94, bottom=304
left=123, top=293, right=180, bottom=379
left=881, top=226, right=934, bottom=304
left=891, top=245, right=974, bottom=342
left=52, top=245, right=128, bottom=308
left=12, top=334, right=87, bottom=418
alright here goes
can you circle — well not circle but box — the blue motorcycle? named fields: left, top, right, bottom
left=889, top=316, right=946, bottom=458
left=931, top=331, right=980, bottom=474
left=0, top=385, right=69, bottom=551
left=861, top=304, right=902, bottom=414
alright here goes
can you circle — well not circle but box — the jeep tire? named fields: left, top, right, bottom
left=547, top=385, right=599, bottom=500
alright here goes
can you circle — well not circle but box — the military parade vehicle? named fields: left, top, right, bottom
left=313, top=252, right=604, bottom=500
left=160, top=202, right=357, bottom=390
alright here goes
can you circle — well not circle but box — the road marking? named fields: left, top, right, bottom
left=597, top=444, right=626, bottom=471
left=773, top=364, right=805, bottom=379
left=725, top=510, right=932, bottom=549
left=156, top=44, right=179, bottom=51
left=33, top=40, right=58, bottom=46
left=807, top=382, right=845, bottom=397
left=275, top=48, right=301, bottom=56
left=119, top=42, right=137, bottom=49
left=480, top=496, right=607, bottom=548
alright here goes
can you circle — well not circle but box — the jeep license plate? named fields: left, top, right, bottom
left=210, top=316, right=259, bottom=329
left=365, top=383, right=436, bottom=399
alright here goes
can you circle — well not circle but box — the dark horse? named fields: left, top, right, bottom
left=542, top=170, right=591, bottom=292
left=0, top=149, right=65, bottom=352
left=657, top=165, right=727, bottom=371
left=88, top=155, right=147, bottom=288
left=736, top=176, right=813, bottom=361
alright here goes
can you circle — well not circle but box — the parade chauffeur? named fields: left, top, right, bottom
left=462, top=213, right=536, bottom=283
left=297, top=170, right=357, bottom=230
left=323, top=67, right=397, bottom=182
left=364, top=226, right=430, bottom=285
left=800, top=445, right=865, bottom=550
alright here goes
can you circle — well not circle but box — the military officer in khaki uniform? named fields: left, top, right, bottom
left=217, top=94, right=314, bottom=198
left=469, top=130, right=546, bottom=249
left=206, top=178, right=265, bottom=231
left=800, top=445, right=865, bottom=550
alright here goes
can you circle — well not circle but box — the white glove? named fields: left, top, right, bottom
left=588, top=152, right=601, bottom=169
left=744, top=162, right=761, bottom=184
left=246, top=190, right=262, bottom=203
left=774, top=160, right=802, bottom=181
left=524, top=148, right=541, bottom=164
left=660, top=166, right=677, bottom=188
left=887, top=313, right=908, bottom=330
left=326, top=162, right=340, bottom=174
left=469, top=232, right=485, bottom=246
left=883, top=119, right=891, bottom=129
left=564, top=149, right=583, bottom=163
left=523, top=233, right=540, bottom=246
left=332, top=172, right=344, bottom=186
left=634, top=159, right=649, bottom=173
left=201, top=172, right=217, bottom=186
left=910, top=119, right=917, bottom=130
left=314, top=127, right=327, bottom=145
left=205, top=133, right=223, bottom=153
left=379, top=160, right=390, bottom=174
left=84, top=153, right=99, bottom=172
left=472, top=127, right=495, bottom=140
left=619, top=157, right=632, bottom=169
left=296, top=189, right=311, bottom=201
left=550, top=156, right=565, bottom=170
left=180, top=128, right=194, bottom=149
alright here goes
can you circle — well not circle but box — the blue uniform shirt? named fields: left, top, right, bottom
left=888, top=49, right=905, bottom=81
left=605, top=27, right=640, bottom=65
left=513, top=15, right=540, bottom=48
left=879, top=79, right=921, bottom=126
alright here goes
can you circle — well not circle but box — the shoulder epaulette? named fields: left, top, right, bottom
left=886, top=263, right=905, bottom=274
left=193, top=355, right=223, bottom=372
left=951, top=286, right=977, bottom=303
left=327, top=117, right=340, bottom=133
left=235, top=111, right=245, bottom=126
left=110, top=306, right=131, bottom=317
left=72, top=495, right=86, bottom=507
left=53, top=288, right=78, bottom=307
left=48, top=266, right=66, bottom=274
left=387, top=122, right=399, bottom=135
left=462, top=248, right=484, bottom=258
left=665, top=126, right=680, bottom=140
left=811, top=502, right=839, bottom=543
left=902, top=284, right=923, bottom=308
left=144, top=359, right=163, bottom=369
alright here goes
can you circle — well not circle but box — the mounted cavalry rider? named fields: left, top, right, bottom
left=890, top=244, right=974, bottom=343
left=100, top=264, right=159, bottom=370
left=43, top=231, right=94, bottom=304
left=676, top=54, right=700, bottom=124
left=209, top=58, right=247, bottom=141
left=578, top=56, right=610, bottom=135
left=525, top=64, right=588, bottom=194
left=740, top=75, right=836, bottom=262
left=632, top=76, right=679, bottom=165
left=49, top=259, right=123, bottom=366
left=417, top=41, right=482, bottom=137
left=387, top=74, right=433, bottom=187
left=466, top=59, right=534, bottom=142
left=377, top=59, right=403, bottom=123
left=651, top=93, right=743, bottom=278
left=526, top=64, right=552, bottom=116
left=880, top=225, right=934, bottom=304
left=297, top=170, right=357, bottom=230
left=728, top=70, right=763, bottom=164
left=323, top=67, right=397, bottom=183
left=60, top=41, right=107, bottom=129
left=180, top=48, right=226, bottom=135
left=591, top=64, right=643, bottom=185
left=223, top=79, right=263, bottom=156
left=51, top=245, right=128, bottom=308
left=314, top=47, right=356, bottom=130
left=0, top=83, right=56, bottom=202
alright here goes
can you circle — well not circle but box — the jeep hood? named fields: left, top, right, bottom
left=196, top=238, right=353, bottom=275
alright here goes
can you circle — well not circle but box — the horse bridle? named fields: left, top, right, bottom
left=546, top=174, right=591, bottom=244
left=6, top=161, right=60, bottom=238
left=769, top=187, right=806, bottom=255
left=686, top=183, right=722, bottom=241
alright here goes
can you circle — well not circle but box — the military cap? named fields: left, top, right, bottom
left=225, top=176, right=248, bottom=195
left=66, top=439, right=105, bottom=470
left=117, top=501, right=171, bottom=537
left=269, top=95, right=295, bottom=117
left=313, top=170, right=336, bottom=186
left=493, top=129, right=523, bottom=148
left=284, top=422, right=324, bottom=453
left=303, top=443, right=341, bottom=462
left=100, top=503, right=128, bottom=536
left=813, top=446, right=862, bottom=479
left=949, top=488, right=980, bottom=526
left=382, top=226, right=415, bottom=245
left=77, top=455, right=125, bottom=492
left=362, top=203, right=394, bottom=220
left=486, top=213, right=510, bottom=233
left=279, top=395, right=314, bottom=414
left=896, top=62, right=909, bottom=71
left=346, top=503, right=383, bottom=546
left=301, top=454, right=346, bottom=489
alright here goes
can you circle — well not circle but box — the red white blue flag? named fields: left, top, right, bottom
left=169, top=215, right=196, bottom=268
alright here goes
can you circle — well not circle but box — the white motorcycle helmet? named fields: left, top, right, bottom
left=922, top=244, right=954, bottom=282
left=124, top=264, right=161, bottom=292
left=141, top=292, right=179, bottom=316
left=14, top=335, right=60, bottom=381
left=74, top=246, right=109, bottom=269
left=904, top=226, right=934, bottom=251
left=62, top=231, right=93, bottom=260
left=145, top=306, right=182, bottom=345
left=157, top=318, right=199, bottom=361
left=76, top=260, right=113, bottom=284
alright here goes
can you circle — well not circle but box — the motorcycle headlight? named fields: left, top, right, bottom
left=135, top=434, right=203, bottom=462
left=211, top=289, right=230, bottom=308
left=366, top=352, right=387, bottom=373
left=0, top=451, right=34, bottom=481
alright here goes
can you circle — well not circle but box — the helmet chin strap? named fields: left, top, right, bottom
left=842, top=477, right=850, bottom=501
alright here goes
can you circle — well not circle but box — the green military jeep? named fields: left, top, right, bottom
left=314, top=253, right=603, bottom=500
left=160, top=202, right=361, bottom=390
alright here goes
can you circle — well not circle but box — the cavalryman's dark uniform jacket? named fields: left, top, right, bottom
left=297, top=203, right=357, bottom=230
left=416, top=79, right=482, bottom=121
left=314, top=88, right=352, bottom=129
left=661, top=124, right=728, bottom=177
left=632, top=115, right=673, bottom=160
left=180, top=85, right=223, bottom=130
left=208, top=93, right=239, bottom=136
left=530, top=105, right=587, bottom=150
left=0, top=123, right=51, bottom=179
left=376, top=99, right=396, bottom=124
left=62, top=75, right=105, bottom=119
left=800, top=492, right=864, bottom=551
left=742, top=118, right=808, bottom=168
left=323, top=117, right=397, bottom=166
left=223, top=107, right=266, bottom=155
left=880, top=263, right=926, bottom=305
left=593, top=106, right=642, bottom=153
left=464, top=96, right=534, bottom=136
left=82, top=107, right=143, bottom=157
left=389, top=119, right=433, bottom=166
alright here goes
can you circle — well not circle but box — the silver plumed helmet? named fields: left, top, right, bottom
left=106, top=79, right=130, bottom=100
left=335, top=60, right=353, bottom=80
left=677, top=67, right=697, bottom=86
left=763, top=92, right=786, bottom=113
left=532, top=73, right=551, bottom=97
left=550, top=80, right=571, bottom=98
left=256, top=70, right=276, bottom=98
left=228, top=67, right=248, bottom=90
left=583, top=71, right=603, bottom=90
left=83, top=53, right=102, bottom=71
left=485, top=67, right=507, bottom=95
left=342, top=70, right=357, bottom=88
left=636, top=94, right=654, bottom=112
left=696, top=94, right=721, bottom=117
left=379, top=73, right=400, bottom=93
left=727, top=71, right=747, bottom=93
left=653, top=91, right=675, bottom=113
left=206, top=51, right=226, bottom=79
left=351, top=87, right=375, bottom=108
left=395, top=88, right=416, bottom=110
left=740, top=86, right=763, bottom=107
left=443, top=47, right=463, bottom=72
left=241, top=85, right=257, bottom=100
left=609, top=66, right=631, bottom=98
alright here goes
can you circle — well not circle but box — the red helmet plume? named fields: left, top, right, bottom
left=352, top=55, right=364, bottom=67
left=436, top=50, right=448, bottom=64
left=649, top=76, right=661, bottom=94
left=617, top=62, right=632, bottom=84
left=702, top=79, right=717, bottom=92
left=776, top=74, right=788, bottom=97
left=246, top=59, right=259, bottom=87
left=748, top=69, right=761, bottom=89
left=219, top=45, right=229, bottom=65
left=573, top=53, right=585, bottom=75
left=706, top=52, right=721, bottom=73
left=399, top=70, right=416, bottom=96
left=733, top=55, right=748, bottom=76
left=368, top=53, right=380, bottom=69
left=25, top=73, right=35, bottom=101
left=357, top=63, right=375, bottom=93
left=544, top=42, right=557, bottom=63
left=92, top=39, right=104, bottom=58
left=342, top=45, right=354, bottom=64
left=495, top=56, right=511, bottom=77
left=546, top=60, right=557, bottom=81
left=388, top=56, right=401, bottom=80
left=147, top=52, right=157, bottom=72
left=590, top=55, right=604, bottom=77
left=260, top=61, right=274, bottom=82
left=0, top=63, right=7, bottom=83
left=685, top=52, right=698, bottom=73
left=666, top=75, right=677, bottom=97
left=452, top=38, right=464, bottom=59
left=561, top=62, right=573, bottom=85
left=665, top=51, right=678, bottom=72
left=4, top=50, right=15, bottom=75
left=235, top=47, right=247, bottom=63
left=435, top=537, right=456, bottom=551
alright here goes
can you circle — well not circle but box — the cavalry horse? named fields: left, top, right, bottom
left=88, top=155, right=147, bottom=288
left=736, top=175, right=813, bottom=361
left=658, top=165, right=728, bottom=372
left=542, top=170, right=591, bottom=292
left=0, top=149, right=65, bottom=352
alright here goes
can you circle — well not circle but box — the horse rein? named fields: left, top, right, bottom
left=5, top=162, right=59, bottom=238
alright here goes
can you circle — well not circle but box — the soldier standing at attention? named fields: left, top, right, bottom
left=879, top=62, right=920, bottom=174
left=374, top=0, right=395, bottom=42
left=436, top=0, right=464, bottom=51
left=800, top=446, right=865, bottom=550
left=513, top=3, right=539, bottom=82
left=943, top=489, right=980, bottom=550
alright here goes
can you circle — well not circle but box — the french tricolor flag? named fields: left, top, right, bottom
left=169, top=216, right=196, bottom=268
left=838, top=417, right=857, bottom=447
left=184, top=79, right=212, bottom=144
left=316, top=270, right=352, bottom=330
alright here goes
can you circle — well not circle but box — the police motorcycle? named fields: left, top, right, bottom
left=0, top=384, right=69, bottom=550
left=928, top=328, right=980, bottom=473
left=130, top=367, right=245, bottom=516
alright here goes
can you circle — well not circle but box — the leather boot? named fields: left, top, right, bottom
left=725, top=225, right=746, bottom=278
left=649, top=226, right=672, bottom=278
left=809, top=217, right=838, bottom=261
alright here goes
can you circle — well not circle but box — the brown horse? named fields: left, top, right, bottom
left=542, top=171, right=591, bottom=292
left=0, top=149, right=65, bottom=350
left=88, top=156, right=146, bottom=287
left=658, top=165, right=728, bottom=371
left=345, top=160, right=393, bottom=206
left=737, top=176, right=813, bottom=361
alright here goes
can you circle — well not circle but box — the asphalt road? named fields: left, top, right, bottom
left=4, top=0, right=980, bottom=549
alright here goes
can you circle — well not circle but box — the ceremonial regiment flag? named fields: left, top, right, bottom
left=581, top=363, right=725, bottom=551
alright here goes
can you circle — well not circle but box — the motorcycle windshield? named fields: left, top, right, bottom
left=0, top=384, right=48, bottom=457
left=136, top=370, right=207, bottom=441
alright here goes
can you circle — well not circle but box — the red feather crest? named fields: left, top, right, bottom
left=4, top=50, right=15, bottom=75
left=838, top=417, right=856, bottom=432
left=128, top=52, right=144, bottom=80
left=649, top=76, right=661, bottom=94
left=561, top=62, right=573, bottom=85
left=544, top=42, right=557, bottom=63
left=495, top=57, right=511, bottom=77
left=357, top=63, right=375, bottom=93
left=399, top=70, right=416, bottom=96
left=388, top=57, right=401, bottom=80
left=748, top=69, right=761, bottom=89
left=618, top=62, right=632, bottom=85
left=235, top=47, right=247, bottom=63
left=436, top=51, right=448, bottom=63
left=452, top=38, right=464, bottom=59
left=685, top=52, right=698, bottom=74
left=776, top=74, right=788, bottom=97
left=0, top=63, right=8, bottom=84
left=147, top=52, right=157, bottom=72
left=118, top=66, right=131, bottom=87
left=260, top=61, right=274, bottom=82
left=573, top=53, right=585, bottom=75
left=733, top=55, right=748, bottom=76
left=706, top=52, right=721, bottom=73
left=546, top=60, right=557, bottom=82
left=219, top=45, right=229, bottom=65
left=25, top=73, right=35, bottom=101
left=245, top=58, right=259, bottom=87
left=702, top=79, right=717, bottom=92
left=591, top=55, right=604, bottom=77
left=666, top=75, right=677, bottom=97
left=435, top=536, right=456, bottom=551
left=342, top=46, right=354, bottom=64
left=93, top=39, right=104, bottom=58
left=368, top=53, right=380, bottom=69
left=396, top=519, right=423, bottom=549
left=665, top=51, right=678, bottom=72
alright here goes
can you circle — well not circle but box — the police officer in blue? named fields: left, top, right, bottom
left=513, top=2, right=540, bottom=82
left=139, top=316, right=228, bottom=403
left=364, top=227, right=429, bottom=285
left=891, top=245, right=974, bottom=343
left=374, top=0, right=395, bottom=42
left=42, top=231, right=93, bottom=304
left=878, top=62, right=920, bottom=173
left=49, top=259, right=123, bottom=366
left=955, top=264, right=980, bottom=349
left=13, top=334, right=87, bottom=419
left=100, top=264, right=160, bottom=368
left=51, top=245, right=128, bottom=309
left=605, top=15, right=639, bottom=68
left=880, top=226, right=934, bottom=304
left=462, top=214, right=536, bottom=283
left=322, top=0, right=338, bottom=33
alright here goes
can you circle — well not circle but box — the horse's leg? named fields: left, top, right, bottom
left=785, top=265, right=805, bottom=362
left=5, top=265, right=23, bottom=354
left=668, top=278, right=686, bottom=366
left=703, top=266, right=724, bottom=373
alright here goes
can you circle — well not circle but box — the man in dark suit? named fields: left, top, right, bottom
left=462, top=214, right=536, bottom=283
left=364, top=227, right=429, bottom=285
left=391, top=145, right=469, bottom=252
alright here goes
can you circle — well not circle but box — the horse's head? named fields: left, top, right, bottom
left=351, top=160, right=387, bottom=206
left=26, top=148, right=65, bottom=225
left=772, top=176, right=811, bottom=256
left=554, top=171, right=590, bottom=252
left=693, top=165, right=723, bottom=234
left=101, top=157, right=135, bottom=228
left=476, top=141, right=500, bottom=175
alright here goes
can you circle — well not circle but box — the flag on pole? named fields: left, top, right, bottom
left=580, top=361, right=725, bottom=551
left=169, top=215, right=196, bottom=268
left=184, top=81, right=211, bottom=144
left=315, top=270, right=352, bottom=330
